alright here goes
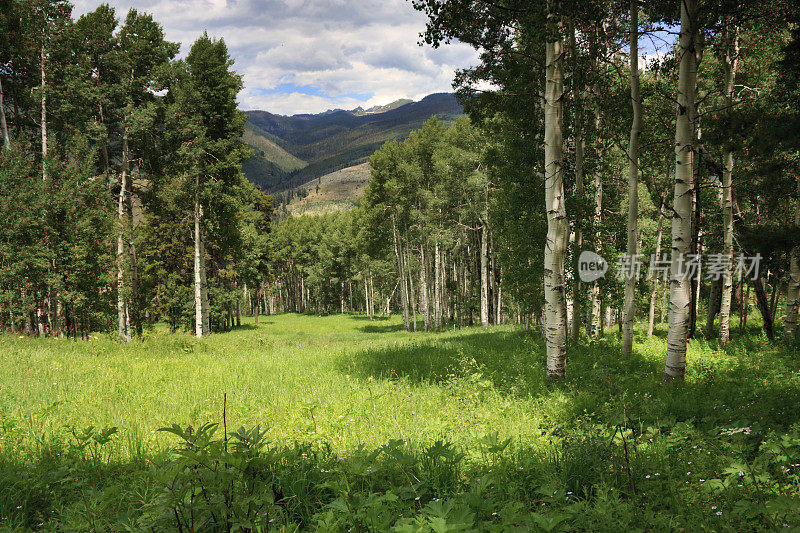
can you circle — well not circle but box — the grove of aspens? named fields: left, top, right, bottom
left=1, top=0, right=799, bottom=530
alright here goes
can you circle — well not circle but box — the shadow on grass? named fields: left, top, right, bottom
left=340, top=326, right=800, bottom=430
left=359, top=322, right=406, bottom=333
left=347, top=314, right=391, bottom=322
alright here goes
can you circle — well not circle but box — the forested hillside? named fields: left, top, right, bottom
left=241, top=93, right=463, bottom=192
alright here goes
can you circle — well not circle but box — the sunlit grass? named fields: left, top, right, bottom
left=2, top=313, right=799, bottom=530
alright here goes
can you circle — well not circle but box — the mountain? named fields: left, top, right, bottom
left=241, top=93, right=463, bottom=193
left=284, top=163, right=372, bottom=217
left=352, top=98, right=414, bottom=116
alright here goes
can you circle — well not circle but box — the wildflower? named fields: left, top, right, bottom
left=716, top=511, right=722, bottom=516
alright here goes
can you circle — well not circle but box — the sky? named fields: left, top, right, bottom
left=72, top=0, right=480, bottom=115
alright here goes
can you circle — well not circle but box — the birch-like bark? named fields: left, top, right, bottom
left=392, top=215, right=410, bottom=331
left=665, top=0, right=699, bottom=380
left=622, top=0, right=641, bottom=356
left=128, top=171, right=140, bottom=337
left=434, top=241, right=442, bottom=330
left=0, top=76, right=10, bottom=149
left=40, top=41, right=48, bottom=181
left=117, top=131, right=131, bottom=342
left=496, top=266, right=502, bottom=325
left=570, top=23, right=584, bottom=343
left=480, top=221, right=489, bottom=327
left=420, top=244, right=430, bottom=330
left=719, top=26, right=739, bottom=344
left=787, top=176, right=800, bottom=337
left=544, top=14, right=568, bottom=379
left=194, top=170, right=205, bottom=338
left=648, top=199, right=665, bottom=336
left=406, top=243, right=417, bottom=331
left=589, top=32, right=604, bottom=339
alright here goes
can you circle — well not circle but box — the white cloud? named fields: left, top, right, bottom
left=72, top=0, right=479, bottom=115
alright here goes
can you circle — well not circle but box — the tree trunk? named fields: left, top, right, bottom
left=406, top=243, right=417, bottom=331
left=570, top=22, right=585, bottom=343
left=786, top=176, right=800, bottom=337
left=40, top=41, right=47, bottom=181
left=706, top=277, right=721, bottom=337
left=622, top=0, right=641, bottom=356
left=127, top=171, right=140, bottom=337
left=254, top=288, right=260, bottom=324
left=435, top=242, right=442, bottom=331
left=194, top=171, right=206, bottom=338
left=665, top=0, right=699, bottom=380
left=480, top=221, right=489, bottom=327
left=0, top=76, right=10, bottom=149
left=392, top=216, right=410, bottom=331
left=752, top=276, right=775, bottom=340
left=719, top=29, right=739, bottom=344
left=420, top=244, right=430, bottom=330
left=117, top=131, right=131, bottom=342
left=544, top=17, right=568, bottom=379
left=589, top=49, right=604, bottom=339
left=648, top=199, right=665, bottom=336
left=496, top=266, right=502, bottom=325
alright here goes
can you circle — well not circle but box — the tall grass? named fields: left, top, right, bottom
left=2, top=314, right=799, bottom=530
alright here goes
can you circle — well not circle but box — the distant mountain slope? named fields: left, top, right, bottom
left=285, top=163, right=372, bottom=217
left=241, top=123, right=307, bottom=190
left=242, top=93, right=463, bottom=192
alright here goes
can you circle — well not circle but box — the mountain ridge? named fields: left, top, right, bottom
left=241, top=93, right=463, bottom=193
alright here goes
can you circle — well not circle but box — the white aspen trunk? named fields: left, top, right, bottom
left=665, top=0, right=699, bottom=380
left=648, top=200, right=665, bottom=336
left=480, top=222, right=489, bottom=327
left=544, top=18, right=568, bottom=379
left=194, top=172, right=204, bottom=338
left=496, top=266, right=502, bottom=325
left=719, top=26, right=739, bottom=345
left=392, top=216, right=410, bottom=331
left=127, top=171, right=139, bottom=337
left=369, top=272, right=375, bottom=319
left=622, top=0, right=641, bottom=356
left=420, top=244, right=430, bottom=330
left=589, top=26, right=604, bottom=339
left=786, top=176, right=800, bottom=337
left=406, top=243, right=417, bottom=331
left=434, top=242, right=442, bottom=331
left=41, top=41, right=47, bottom=181
left=117, top=130, right=131, bottom=342
left=366, top=277, right=371, bottom=316
left=0, top=76, right=10, bottom=149
left=570, top=29, right=585, bottom=343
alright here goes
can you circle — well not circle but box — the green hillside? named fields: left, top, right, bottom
left=241, top=123, right=307, bottom=190
left=241, top=93, right=463, bottom=193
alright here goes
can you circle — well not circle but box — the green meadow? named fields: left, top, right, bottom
left=2, top=314, right=800, bottom=531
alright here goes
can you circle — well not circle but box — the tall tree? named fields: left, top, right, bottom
left=718, top=23, right=739, bottom=345
left=167, top=33, right=248, bottom=338
left=543, top=1, right=568, bottom=378
left=664, top=0, right=700, bottom=380
left=622, top=0, right=641, bottom=356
